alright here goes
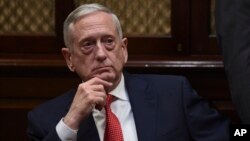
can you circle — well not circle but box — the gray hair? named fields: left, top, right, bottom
left=63, top=3, right=123, bottom=48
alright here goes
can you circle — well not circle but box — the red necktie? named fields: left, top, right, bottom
left=104, top=94, right=124, bottom=141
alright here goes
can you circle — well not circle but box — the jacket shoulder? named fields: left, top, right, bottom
left=31, top=89, right=75, bottom=114
left=132, top=74, right=189, bottom=87
left=28, top=89, right=76, bottom=128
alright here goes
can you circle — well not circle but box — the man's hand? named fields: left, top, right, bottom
left=64, top=77, right=112, bottom=130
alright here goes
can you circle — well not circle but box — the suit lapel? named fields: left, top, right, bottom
left=77, top=115, right=100, bottom=141
left=124, top=73, right=157, bottom=141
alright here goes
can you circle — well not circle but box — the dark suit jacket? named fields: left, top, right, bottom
left=216, top=0, right=250, bottom=123
left=27, top=73, right=229, bottom=141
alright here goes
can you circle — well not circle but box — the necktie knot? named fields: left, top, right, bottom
left=105, top=94, right=113, bottom=108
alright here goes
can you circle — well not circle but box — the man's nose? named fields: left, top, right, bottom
left=95, top=41, right=107, bottom=61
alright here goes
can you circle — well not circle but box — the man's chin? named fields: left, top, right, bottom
left=92, top=73, right=115, bottom=82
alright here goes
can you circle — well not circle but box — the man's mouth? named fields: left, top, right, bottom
left=92, top=66, right=112, bottom=74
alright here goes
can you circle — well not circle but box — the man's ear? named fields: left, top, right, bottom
left=121, top=37, right=128, bottom=63
left=61, top=47, right=75, bottom=72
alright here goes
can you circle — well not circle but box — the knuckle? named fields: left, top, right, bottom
left=97, top=84, right=104, bottom=89
left=78, top=83, right=88, bottom=92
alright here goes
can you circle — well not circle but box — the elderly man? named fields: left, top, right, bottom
left=27, top=3, right=229, bottom=141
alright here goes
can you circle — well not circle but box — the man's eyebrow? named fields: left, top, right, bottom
left=79, top=37, right=95, bottom=43
left=102, top=34, right=115, bottom=38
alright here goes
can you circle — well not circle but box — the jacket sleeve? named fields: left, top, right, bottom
left=27, top=111, right=61, bottom=141
left=181, top=77, right=230, bottom=140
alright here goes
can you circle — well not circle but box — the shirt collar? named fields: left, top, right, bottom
left=109, top=74, right=128, bottom=101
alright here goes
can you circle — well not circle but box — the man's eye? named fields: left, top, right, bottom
left=80, top=41, right=95, bottom=54
left=82, top=41, right=95, bottom=49
left=103, top=38, right=114, bottom=45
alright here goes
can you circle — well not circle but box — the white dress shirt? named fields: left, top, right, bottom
left=56, top=74, right=138, bottom=141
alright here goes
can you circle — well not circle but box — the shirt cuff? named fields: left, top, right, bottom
left=56, top=118, right=77, bottom=141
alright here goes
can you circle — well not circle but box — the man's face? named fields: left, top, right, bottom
left=62, top=11, right=128, bottom=89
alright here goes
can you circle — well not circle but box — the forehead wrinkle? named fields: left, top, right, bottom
left=74, top=15, right=117, bottom=41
